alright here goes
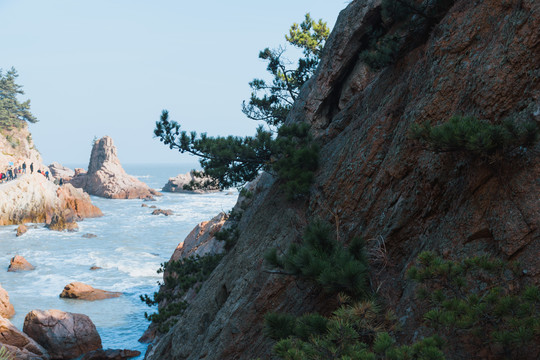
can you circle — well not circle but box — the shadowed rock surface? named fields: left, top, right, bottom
left=23, top=309, right=102, bottom=359
left=69, top=136, right=161, bottom=199
left=80, top=349, right=141, bottom=360
left=59, top=282, right=122, bottom=301
left=144, top=0, right=540, bottom=359
left=0, top=316, right=50, bottom=359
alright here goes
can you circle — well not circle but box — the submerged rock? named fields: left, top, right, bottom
left=162, top=171, right=220, bottom=193
left=16, top=224, right=28, bottom=237
left=0, top=284, right=15, bottom=318
left=82, top=233, right=98, bottom=238
left=0, top=316, right=50, bottom=360
left=59, top=282, right=122, bottom=301
left=23, top=309, right=101, bottom=359
left=7, top=255, right=35, bottom=272
left=151, top=209, right=173, bottom=216
left=69, top=136, right=161, bottom=199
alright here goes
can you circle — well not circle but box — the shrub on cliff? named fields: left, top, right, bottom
left=141, top=253, right=224, bottom=333
left=409, top=115, right=540, bottom=156
left=264, top=220, right=369, bottom=298
left=409, top=252, right=540, bottom=358
left=0, top=67, right=37, bottom=129
left=265, top=299, right=445, bottom=360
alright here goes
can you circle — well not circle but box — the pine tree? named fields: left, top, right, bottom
left=0, top=67, right=37, bottom=128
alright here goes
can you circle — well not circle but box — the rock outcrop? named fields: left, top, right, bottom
left=0, top=174, right=102, bottom=227
left=0, top=285, right=15, bottom=318
left=23, top=309, right=102, bottom=359
left=16, top=224, right=28, bottom=237
left=69, top=136, right=161, bottom=199
left=59, top=282, right=122, bottom=301
left=48, top=162, right=74, bottom=182
left=145, top=1, right=540, bottom=359
left=80, top=349, right=141, bottom=360
left=0, top=316, right=50, bottom=360
left=151, top=209, right=173, bottom=216
left=7, top=255, right=35, bottom=272
left=0, top=122, right=42, bottom=172
left=162, top=171, right=220, bottom=194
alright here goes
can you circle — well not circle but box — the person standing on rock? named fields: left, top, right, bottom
left=30, top=163, right=34, bottom=174
left=22, top=162, right=26, bottom=174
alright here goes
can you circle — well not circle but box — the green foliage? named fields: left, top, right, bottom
left=409, top=115, right=540, bottom=156
left=0, top=347, right=13, bottom=360
left=268, top=300, right=445, bottom=360
left=155, top=111, right=319, bottom=197
left=155, top=16, right=324, bottom=198
left=215, top=225, right=240, bottom=252
left=243, top=14, right=329, bottom=127
left=0, top=67, right=37, bottom=129
left=409, top=252, right=540, bottom=357
left=140, top=253, right=224, bottom=333
left=265, top=220, right=370, bottom=298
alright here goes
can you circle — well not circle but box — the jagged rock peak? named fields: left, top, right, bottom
left=88, top=136, right=120, bottom=174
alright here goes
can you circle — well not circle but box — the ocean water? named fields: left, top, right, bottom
left=0, top=164, right=238, bottom=358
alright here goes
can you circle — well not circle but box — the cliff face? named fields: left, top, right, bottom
left=146, top=1, right=539, bottom=359
left=0, top=122, right=42, bottom=170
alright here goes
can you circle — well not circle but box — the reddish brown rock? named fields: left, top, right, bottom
left=80, top=349, right=141, bottom=360
left=0, top=284, right=15, bottom=318
left=89, top=266, right=102, bottom=271
left=7, top=255, right=35, bottom=272
left=16, top=224, right=28, bottom=237
left=144, top=1, right=540, bottom=359
left=151, top=209, right=173, bottom=216
left=0, top=316, right=50, bottom=359
left=56, top=183, right=103, bottom=220
left=59, top=282, right=122, bottom=301
left=23, top=309, right=101, bottom=359
left=69, top=136, right=162, bottom=199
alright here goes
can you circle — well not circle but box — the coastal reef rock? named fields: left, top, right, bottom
left=0, top=284, right=15, bottom=318
left=59, top=282, right=122, bottom=301
left=145, top=1, right=540, bottom=360
left=162, top=171, right=220, bottom=193
left=7, top=255, right=35, bottom=272
left=69, top=136, right=161, bottom=199
left=16, top=224, right=28, bottom=237
left=23, top=309, right=102, bottom=359
left=151, top=209, right=173, bottom=216
left=0, top=316, right=50, bottom=360
left=0, top=174, right=102, bottom=227
left=48, top=162, right=75, bottom=181
left=170, top=212, right=228, bottom=261
left=80, top=349, right=141, bottom=360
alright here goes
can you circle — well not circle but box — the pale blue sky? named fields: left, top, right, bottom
left=1, top=0, right=348, bottom=167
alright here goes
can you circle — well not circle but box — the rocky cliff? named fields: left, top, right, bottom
left=145, top=1, right=539, bottom=359
left=70, top=136, right=161, bottom=199
left=0, top=122, right=42, bottom=171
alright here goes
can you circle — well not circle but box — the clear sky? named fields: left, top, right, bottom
left=0, top=0, right=349, bottom=167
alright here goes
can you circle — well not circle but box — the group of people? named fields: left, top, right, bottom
left=0, top=162, right=51, bottom=184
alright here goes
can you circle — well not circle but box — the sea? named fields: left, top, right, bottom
left=0, top=164, right=239, bottom=358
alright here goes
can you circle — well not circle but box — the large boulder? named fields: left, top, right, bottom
left=23, top=309, right=102, bottom=359
left=59, top=282, right=122, bottom=301
left=7, top=255, right=35, bottom=272
left=0, top=285, right=15, bottom=318
left=69, top=136, right=161, bottom=199
left=48, top=163, right=75, bottom=182
left=0, top=174, right=102, bottom=226
left=16, top=224, right=28, bottom=237
left=80, top=349, right=141, bottom=360
left=162, top=171, right=220, bottom=194
left=0, top=316, right=50, bottom=360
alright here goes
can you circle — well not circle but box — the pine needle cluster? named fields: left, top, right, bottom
left=409, top=252, right=540, bottom=358
left=140, top=253, right=224, bottom=333
left=409, top=115, right=540, bottom=156
left=266, top=299, right=445, bottom=360
left=264, top=219, right=369, bottom=298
